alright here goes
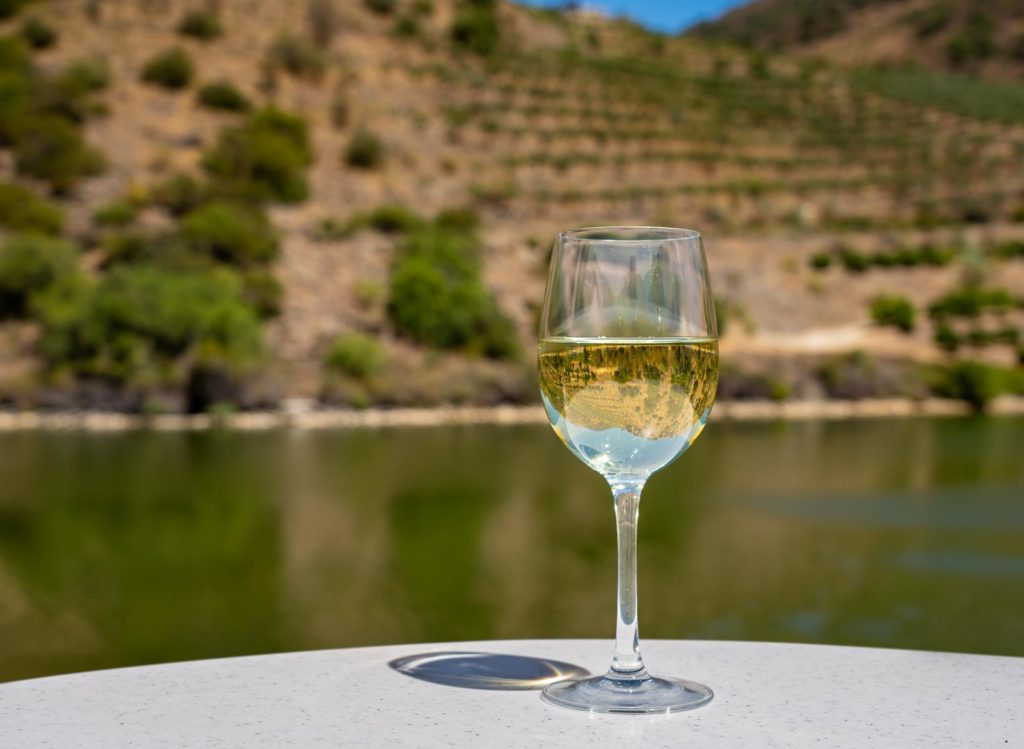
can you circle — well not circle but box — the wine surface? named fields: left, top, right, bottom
left=538, top=337, right=718, bottom=478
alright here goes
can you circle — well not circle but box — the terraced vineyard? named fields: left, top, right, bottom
left=0, top=0, right=1021, bottom=411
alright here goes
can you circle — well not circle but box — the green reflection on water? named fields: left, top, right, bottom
left=0, top=417, right=1022, bottom=681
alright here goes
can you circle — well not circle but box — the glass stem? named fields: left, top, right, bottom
left=608, top=479, right=649, bottom=680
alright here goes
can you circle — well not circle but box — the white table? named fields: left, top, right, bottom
left=1, top=640, right=1021, bottom=748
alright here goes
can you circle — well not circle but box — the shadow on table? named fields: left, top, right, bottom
left=388, top=651, right=590, bottom=691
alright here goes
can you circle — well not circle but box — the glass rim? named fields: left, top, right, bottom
left=559, top=226, right=702, bottom=243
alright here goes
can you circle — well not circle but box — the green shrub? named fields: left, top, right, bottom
left=947, top=12, right=995, bottom=68
left=141, top=47, right=194, bottom=90
left=919, top=244, right=954, bottom=266
left=151, top=172, right=207, bottom=216
left=20, top=16, right=57, bottom=49
left=326, top=332, right=385, bottom=380
left=928, top=288, right=1015, bottom=320
left=958, top=199, right=991, bottom=224
left=992, top=240, right=1024, bottom=260
left=934, top=324, right=959, bottom=353
left=0, top=0, right=29, bottom=20
left=815, top=352, right=890, bottom=400
left=928, top=360, right=997, bottom=412
left=0, top=34, right=30, bottom=74
left=345, top=126, right=383, bottom=168
left=718, top=365, right=791, bottom=401
left=266, top=33, right=326, bottom=80
left=809, top=252, right=831, bottom=270
left=0, top=233, right=77, bottom=317
left=360, top=204, right=422, bottom=233
left=35, top=265, right=263, bottom=381
left=14, top=115, right=106, bottom=191
left=435, top=207, right=479, bottom=233
left=197, top=80, right=251, bottom=112
left=839, top=246, right=869, bottom=273
left=100, top=231, right=209, bottom=272
left=0, top=182, right=63, bottom=234
left=0, top=70, right=31, bottom=146
left=364, top=0, right=396, bottom=14
left=93, top=200, right=137, bottom=227
left=202, top=107, right=312, bottom=203
left=177, top=10, right=223, bottom=40
left=241, top=268, right=282, bottom=319
left=451, top=0, right=500, bottom=56
left=387, top=226, right=518, bottom=358
left=870, top=294, right=915, bottom=333
left=179, top=201, right=278, bottom=266
left=37, top=58, right=111, bottom=123
left=394, top=15, right=420, bottom=38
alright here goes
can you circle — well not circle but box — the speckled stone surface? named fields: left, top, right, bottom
left=1, top=640, right=1021, bottom=748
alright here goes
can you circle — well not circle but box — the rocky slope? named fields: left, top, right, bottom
left=0, top=0, right=1020, bottom=412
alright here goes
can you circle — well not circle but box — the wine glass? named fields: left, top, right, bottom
left=537, top=226, right=719, bottom=714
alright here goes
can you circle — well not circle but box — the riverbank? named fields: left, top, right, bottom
left=1, top=397, right=1023, bottom=431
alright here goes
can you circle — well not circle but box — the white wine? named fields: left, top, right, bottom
left=538, top=337, right=718, bottom=478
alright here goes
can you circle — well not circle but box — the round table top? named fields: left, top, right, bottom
left=1, top=639, right=1021, bottom=748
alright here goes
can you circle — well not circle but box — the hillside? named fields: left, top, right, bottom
left=0, top=0, right=1021, bottom=413
left=692, top=0, right=1024, bottom=79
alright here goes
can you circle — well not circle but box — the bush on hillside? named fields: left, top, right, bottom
left=947, top=12, right=996, bottom=68
left=0, top=233, right=77, bottom=317
left=241, top=268, right=282, bottom=319
left=21, top=16, right=57, bottom=49
left=364, top=0, right=396, bottom=15
left=870, top=294, right=915, bottom=333
left=435, top=207, right=479, bottom=233
left=928, top=360, right=997, bottom=413
left=100, top=231, right=202, bottom=271
left=928, top=288, right=1015, bottom=320
left=35, top=265, right=264, bottom=382
left=180, top=201, right=279, bottom=267
left=197, top=80, right=251, bottom=112
left=0, top=34, right=30, bottom=73
left=393, top=15, right=420, bottom=38
left=177, top=10, right=222, bottom=40
left=0, top=182, right=63, bottom=234
left=934, top=324, right=959, bottom=353
left=345, top=126, right=382, bottom=168
left=14, top=115, right=106, bottom=191
left=387, top=226, right=518, bottom=358
left=151, top=173, right=207, bottom=217
left=0, top=0, right=29, bottom=20
left=325, top=332, right=385, bottom=380
left=93, top=200, right=138, bottom=227
left=837, top=246, right=869, bottom=273
left=357, top=204, right=422, bottom=233
left=141, top=47, right=194, bottom=90
left=37, top=58, right=111, bottom=123
left=202, top=107, right=312, bottom=203
left=451, top=0, right=500, bottom=56
left=266, top=33, right=326, bottom=80
left=809, top=252, right=832, bottom=270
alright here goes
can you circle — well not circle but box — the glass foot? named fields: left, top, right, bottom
left=542, top=673, right=713, bottom=714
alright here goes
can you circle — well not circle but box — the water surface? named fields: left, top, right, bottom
left=0, top=417, right=1022, bottom=682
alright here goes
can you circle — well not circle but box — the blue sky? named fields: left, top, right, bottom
left=516, top=0, right=752, bottom=34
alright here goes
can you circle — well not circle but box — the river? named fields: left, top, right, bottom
left=0, top=417, right=1022, bottom=682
